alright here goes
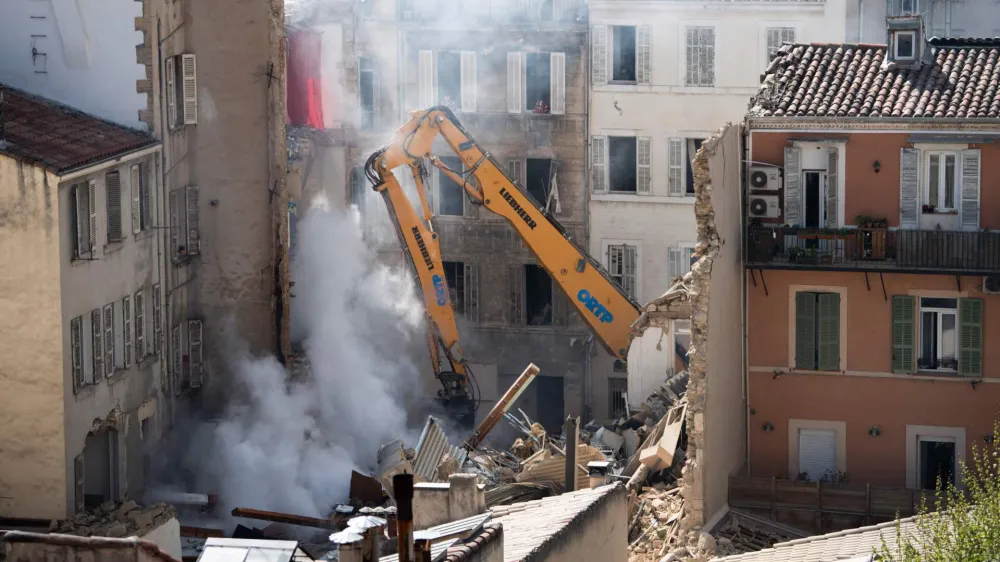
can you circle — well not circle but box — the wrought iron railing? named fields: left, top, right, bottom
left=746, top=226, right=1000, bottom=275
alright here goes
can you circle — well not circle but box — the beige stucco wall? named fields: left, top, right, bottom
left=701, top=124, right=745, bottom=523
left=0, top=155, right=67, bottom=518
left=542, top=489, right=628, bottom=562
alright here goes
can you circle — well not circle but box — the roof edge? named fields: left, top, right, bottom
left=521, top=483, right=626, bottom=562
left=1, top=531, right=180, bottom=562
left=56, top=140, right=162, bottom=177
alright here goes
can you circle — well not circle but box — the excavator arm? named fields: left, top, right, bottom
left=365, top=107, right=641, bottom=422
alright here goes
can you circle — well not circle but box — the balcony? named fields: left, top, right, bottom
left=746, top=226, right=1000, bottom=275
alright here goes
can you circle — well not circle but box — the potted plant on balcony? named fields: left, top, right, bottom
left=787, top=247, right=807, bottom=263
left=856, top=215, right=889, bottom=260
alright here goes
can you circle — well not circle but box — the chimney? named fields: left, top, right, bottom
left=588, top=461, right=611, bottom=489
left=394, top=473, right=415, bottom=562
left=884, top=13, right=927, bottom=70
left=345, top=515, right=387, bottom=562
left=330, top=529, right=364, bottom=562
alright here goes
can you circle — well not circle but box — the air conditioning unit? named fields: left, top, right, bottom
left=748, top=194, right=781, bottom=219
left=984, top=275, right=1000, bottom=295
left=749, top=166, right=782, bottom=192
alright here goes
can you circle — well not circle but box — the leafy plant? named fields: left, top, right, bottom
left=876, top=419, right=1000, bottom=560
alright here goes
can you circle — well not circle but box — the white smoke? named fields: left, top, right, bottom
left=184, top=202, right=427, bottom=518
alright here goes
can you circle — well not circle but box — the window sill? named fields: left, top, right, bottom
left=592, top=193, right=696, bottom=204
left=107, top=368, right=130, bottom=385
left=921, top=210, right=957, bottom=216
left=915, top=369, right=961, bottom=378
left=104, top=241, right=126, bottom=254
left=135, top=229, right=156, bottom=243
left=70, top=255, right=96, bottom=267
left=73, top=383, right=98, bottom=400
left=138, top=355, right=157, bottom=369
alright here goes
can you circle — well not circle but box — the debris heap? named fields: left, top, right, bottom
left=55, top=501, right=176, bottom=538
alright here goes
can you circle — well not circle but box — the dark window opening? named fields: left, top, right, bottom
left=437, top=52, right=461, bottom=109
left=525, top=53, right=551, bottom=113
left=684, top=138, right=704, bottom=195
left=895, top=32, right=915, bottom=58
left=609, top=377, right=628, bottom=418
left=443, top=261, right=465, bottom=314
left=350, top=167, right=367, bottom=212
left=609, top=136, right=637, bottom=193
left=613, top=360, right=627, bottom=373
left=83, top=430, right=117, bottom=509
left=359, top=57, right=376, bottom=130
left=919, top=440, right=955, bottom=490
left=525, top=264, right=553, bottom=326
left=525, top=158, right=553, bottom=204
left=535, top=375, right=564, bottom=434
left=612, top=26, right=637, bottom=82
left=438, top=156, right=465, bottom=216
left=803, top=171, right=823, bottom=229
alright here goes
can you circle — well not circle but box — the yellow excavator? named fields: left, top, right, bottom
left=365, top=107, right=643, bottom=426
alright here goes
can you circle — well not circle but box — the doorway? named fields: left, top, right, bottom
left=802, top=171, right=827, bottom=228
left=535, top=376, right=565, bottom=434
left=918, top=437, right=956, bottom=490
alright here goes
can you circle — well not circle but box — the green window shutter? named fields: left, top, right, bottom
left=891, top=295, right=915, bottom=374
left=816, top=293, right=841, bottom=371
left=795, top=292, right=817, bottom=370
left=959, top=298, right=984, bottom=377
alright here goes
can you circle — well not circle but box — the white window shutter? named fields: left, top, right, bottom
left=71, top=316, right=83, bottom=390
left=74, top=455, right=85, bottom=514
left=134, top=289, right=145, bottom=358
left=171, top=325, right=181, bottom=395
left=784, top=147, right=802, bottom=226
left=188, top=319, right=203, bottom=388
left=637, top=137, right=652, bottom=195
left=106, top=172, right=122, bottom=242
left=960, top=149, right=981, bottom=231
left=130, top=165, right=141, bottom=235
left=152, top=283, right=162, bottom=356
left=591, top=136, right=608, bottom=193
left=507, top=52, right=524, bottom=113
left=123, top=295, right=132, bottom=368
left=73, top=185, right=86, bottom=257
left=550, top=52, right=566, bottom=115
left=798, top=429, right=837, bottom=481
left=637, top=26, right=652, bottom=85
left=88, top=180, right=97, bottom=253
left=592, top=25, right=608, bottom=85
left=186, top=186, right=201, bottom=255
left=667, top=138, right=684, bottom=196
left=419, top=50, right=435, bottom=108
left=103, top=304, right=114, bottom=377
left=165, top=56, right=177, bottom=128
left=460, top=51, right=477, bottom=113
left=507, top=158, right=524, bottom=186
left=91, top=309, right=103, bottom=382
left=826, top=148, right=839, bottom=227
left=624, top=245, right=637, bottom=298
left=668, top=247, right=682, bottom=280
left=899, top=147, right=919, bottom=229
left=180, top=54, right=198, bottom=125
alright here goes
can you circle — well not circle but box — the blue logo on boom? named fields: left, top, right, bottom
left=432, top=274, right=448, bottom=306
left=576, top=289, right=614, bottom=324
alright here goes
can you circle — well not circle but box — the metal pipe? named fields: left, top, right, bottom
left=414, top=539, right=432, bottom=562
left=394, top=474, right=415, bottom=562
left=230, top=507, right=344, bottom=529
left=464, top=363, right=540, bottom=449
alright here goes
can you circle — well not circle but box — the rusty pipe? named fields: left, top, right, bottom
left=465, top=363, right=540, bottom=449
left=415, top=538, right=432, bottom=562
left=394, top=474, right=415, bottom=562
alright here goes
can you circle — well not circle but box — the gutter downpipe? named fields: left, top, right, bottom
left=156, top=16, right=176, bottom=427
left=583, top=15, right=593, bottom=421
left=741, top=121, right=751, bottom=476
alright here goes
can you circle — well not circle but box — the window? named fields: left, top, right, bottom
left=685, top=26, right=715, bottom=87
left=102, top=304, right=114, bottom=378
left=359, top=57, right=377, bottom=130
left=685, top=138, right=705, bottom=195
left=765, top=27, right=795, bottom=64
left=73, top=454, right=85, bottom=514
left=918, top=437, right=956, bottom=490
left=525, top=264, right=552, bottom=326
left=171, top=324, right=182, bottom=394
left=673, top=319, right=691, bottom=373
left=121, top=296, right=132, bottom=369
left=798, top=428, right=837, bottom=481
left=106, top=171, right=123, bottom=243
left=925, top=152, right=957, bottom=211
left=525, top=158, right=553, bottom=203
left=898, top=0, right=918, bottom=15
left=169, top=186, right=201, bottom=262
left=152, top=283, right=162, bottom=356
left=71, top=181, right=96, bottom=259
left=443, top=261, right=466, bottom=315
left=525, top=54, right=551, bottom=112
left=166, top=54, right=198, bottom=128
left=794, top=291, right=840, bottom=371
left=437, top=156, right=465, bottom=216
left=134, top=288, right=145, bottom=359
left=437, top=51, right=461, bottom=110
left=132, top=164, right=151, bottom=234
left=802, top=170, right=828, bottom=228
left=612, top=26, right=637, bottom=82
left=71, top=316, right=84, bottom=391
left=91, top=309, right=104, bottom=384
left=613, top=360, right=627, bottom=373
left=609, top=377, right=628, bottom=419
left=918, top=297, right=958, bottom=371
left=594, top=135, right=651, bottom=195
left=893, top=295, right=980, bottom=376
left=894, top=30, right=916, bottom=60
left=609, top=137, right=637, bottom=193
left=189, top=319, right=203, bottom=388
left=668, top=246, right=696, bottom=280
left=607, top=244, right=637, bottom=298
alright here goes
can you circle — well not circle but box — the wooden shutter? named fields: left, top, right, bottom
left=784, top=147, right=801, bottom=226
left=959, top=298, right=983, bottom=377
left=180, top=54, right=198, bottom=125
left=899, top=147, right=919, bottom=229
left=668, top=247, right=682, bottom=280
left=188, top=320, right=204, bottom=388
left=550, top=52, right=566, bottom=115
left=592, top=25, right=608, bottom=85
left=702, top=27, right=716, bottom=86
left=795, top=292, right=816, bottom=370
left=73, top=185, right=85, bottom=257
left=464, top=264, right=479, bottom=323
left=826, top=147, right=839, bottom=227
left=960, top=149, right=981, bottom=231
left=92, top=309, right=104, bottom=382
left=88, top=180, right=97, bottom=253
left=165, top=56, right=177, bottom=128
left=460, top=51, right=477, bottom=113
left=186, top=186, right=201, bottom=255
left=637, top=137, right=652, bottom=195
left=169, top=189, right=180, bottom=256
left=507, top=52, right=524, bottom=113
left=74, top=454, right=85, bottom=514
left=624, top=245, right=638, bottom=298
left=134, top=289, right=145, bottom=358
left=637, top=26, right=652, bottom=85
left=130, top=165, right=141, bottom=235
left=507, top=158, right=524, bottom=187
left=798, top=429, right=836, bottom=480
left=667, top=138, right=684, bottom=196
left=171, top=325, right=182, bottom=395
left=152, top=283, right=162, bottom=355
left=591, top=136, right=608, bottom=193
left=123, top=295, right=132, bottom=368
left=891, top=295, right=915, bottom=374
left=816, top=293, right=840, bottom=371
left=419, top=50, right=435, bottom=108
left=103, top=304, right=114, bottom=377
left=508, top=264, right=524, bottom=325
left=71, top=316, right=83, bottom=390
left=106, top=171, right=122, bottom=242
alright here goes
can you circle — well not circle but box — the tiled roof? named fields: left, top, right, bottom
left=2, top=531, right=180, bottom=562
left=443, top=522, right=503, bottom=562
left=711, top=515, right=921, bottom=562
left=0, top=84, right=157, bottom=173
left=749, top=41, right=1000, bottom=119
left=489, top=482, right=624, bottom=562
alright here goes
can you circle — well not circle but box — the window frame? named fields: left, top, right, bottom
left=524, top=53, right=553, bottom=113
left=606, top=243, right=638, bottom=298
left=610, top=25, right=638, bottom=84
left=436, top=155, right=466, bottom=217
left=436, top=50, right=463, bottom=111
left=924, top=150, right=958, bottom=211
left=788, top=419, right=847, bottom=482
left=764, top=26, right=795, bottom=66
left=894, top=30, right=917, bottom=60
left=905, top=424, right=965, bottom=490
left=607, top=135, right=638, bottom=193
left=918, top=297, right=959, bottom=372
left=608, top=377, right=629, bottom=419
left=790, top=286, right=846, bottom=372
left=358, top=56, right=378, bottom=131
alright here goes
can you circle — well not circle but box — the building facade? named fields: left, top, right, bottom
left=587, top=0, right=848, bottom=417
left=744, top=18, right=1000, bottom=489
left=848, top=0, right=1000, bottom=44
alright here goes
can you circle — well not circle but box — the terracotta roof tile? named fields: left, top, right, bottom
left=442, top=523, right=503, bottom=562
left=749, top=39, right=1000, bottom=120
left=0, top=84, right=157, bottom=173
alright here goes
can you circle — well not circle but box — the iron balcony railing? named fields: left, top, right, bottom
left=746, top=226, right=1000, bottom=275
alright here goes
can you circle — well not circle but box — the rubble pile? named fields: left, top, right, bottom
left=55, top=501, right=176, bottom=538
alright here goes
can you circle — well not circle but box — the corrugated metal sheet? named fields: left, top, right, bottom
left=378, top=538, right=458, bottom=562
left=414, top=512, right=490, bottom=541
left=516, top=445, right=605, bottom=490
left=412, top=417, right=468, bottom=482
